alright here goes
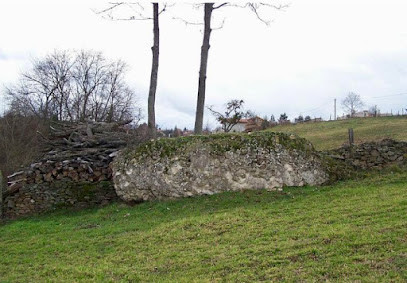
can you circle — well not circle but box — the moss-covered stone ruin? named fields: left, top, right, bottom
left=112, top=132, right=335, bottom=202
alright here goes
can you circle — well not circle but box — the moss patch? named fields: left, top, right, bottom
left=318, top=153, right=356, bottom=183
left=66, top=181, right=113, bottom=202
left=121, top=132, right=315, bottom=163
left=114, top=131, right=353, bottom=182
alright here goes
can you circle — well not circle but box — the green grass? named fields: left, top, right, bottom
left=271, top=116, right=407, bottom=150
left=1, top=170, right=406, bottom=282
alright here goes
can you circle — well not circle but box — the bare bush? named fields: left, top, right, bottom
left=0, top=114, right=49, bottom=177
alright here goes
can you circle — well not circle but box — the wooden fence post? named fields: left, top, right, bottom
left=348, top=128, right=354, bottom=146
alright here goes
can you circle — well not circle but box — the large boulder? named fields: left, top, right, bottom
left=112, top=132, right=330, bottom=202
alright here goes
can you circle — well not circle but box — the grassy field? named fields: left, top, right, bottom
left=271, top=116, right=407, bottom=150
left=1, top=169, right=406, bottom=282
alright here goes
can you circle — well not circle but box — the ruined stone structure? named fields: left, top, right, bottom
left=328, top=139, right=407, bottom=170
left=3, top=181, right=116, bottom=219
left=2, top=127, right=407, bottom=219
left=113, top=132, right=331, bottom=202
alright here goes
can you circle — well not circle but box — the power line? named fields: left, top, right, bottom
left=273, top=92, right=407, bottom=121
left=370, top=92, right=407, bottom=99
left=296, top=100, right=332, bottom=115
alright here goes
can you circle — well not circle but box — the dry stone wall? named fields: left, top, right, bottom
left=113, top=132, right=331, bottom=202
left=4, top=154, right=118, bottom=219
left=328, top=139, right=407, bottom=170
left=3, top=125, right=406, bottom=219
left=3, top=180, right=116, bottom=219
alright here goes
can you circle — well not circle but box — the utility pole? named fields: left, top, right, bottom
left=334, top=98, right=337, bottom=120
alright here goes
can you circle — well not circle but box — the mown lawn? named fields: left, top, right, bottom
left=271, top=116, right=407, bottom=150
left=1, top=170, right=407, bottom=282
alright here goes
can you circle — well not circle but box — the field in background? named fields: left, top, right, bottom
left=271, top=116, right=407, bottom=150
left=1, top=170, right=406, bottom=281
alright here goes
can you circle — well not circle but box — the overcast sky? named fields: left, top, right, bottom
left=1, top=0, right=407, bottom=129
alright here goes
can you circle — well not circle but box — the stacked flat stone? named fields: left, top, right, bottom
left=329, top=139, right=407, bottom=169
left=3, top=120, right=134, bottom=218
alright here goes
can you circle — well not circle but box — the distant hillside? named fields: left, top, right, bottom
left=271, top=116, right=407, bottom=150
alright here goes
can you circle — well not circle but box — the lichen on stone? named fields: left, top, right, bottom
left=113, top=131, right=330, bottom=202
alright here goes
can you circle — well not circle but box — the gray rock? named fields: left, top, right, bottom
left=7, top=200, right=15, bottom=208
left=113, top=133, right=329, bottom=202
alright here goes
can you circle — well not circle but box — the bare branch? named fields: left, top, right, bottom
left=159, top=3, right=174, bottom=15
left=109, top=16, right=152, bottom=21
left=227, top=2, right=289, bottom=26
left=208, top=100, right=249, bottom=132
left=213, top=2, right=229, bottom=10
left=206, top=105, right=223, bottom=117
left=259, top=2, right=290, bottom=10
left=95, top=2, right=124, bottom=14
left=172, top=5, right=225, bottom=29
left=95, top=2, right=172, bottom=21
left=248, top=3, right=273, bottom=25
left=172, top=16, right=204, bottom=26
left=212, top=18, right=226, bottom=30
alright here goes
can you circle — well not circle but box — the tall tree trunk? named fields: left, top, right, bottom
left=194, top=3, right=214, bottom=134
left=0, top=170, right=3, bottom=219
left=81, top=93, right=89, bottom=122
left=148, top=3, right=160, bottom=138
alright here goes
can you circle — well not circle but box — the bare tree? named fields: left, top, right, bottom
left=189, top=2, right=287, bottom=134
left=208, top=99, right=250, bottom=132
left=96, top=59, right=137, bottom=122
left=47, top=51, right=74, bottom=121
left=6, top=51, right=75, bottom=120
left=5, top=50, right=139, bottom=123
left=73, top=50, right=107, bottom=121
left=96, top=3, right=168, bottom=138
left=5, top=55, right=63, bottom=119
left=342, top=92, right=364, bottom=117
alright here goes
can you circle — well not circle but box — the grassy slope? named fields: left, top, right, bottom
left=270, top=116, right=407, bottom=150
left=1, top=170, right=406, bottom=282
